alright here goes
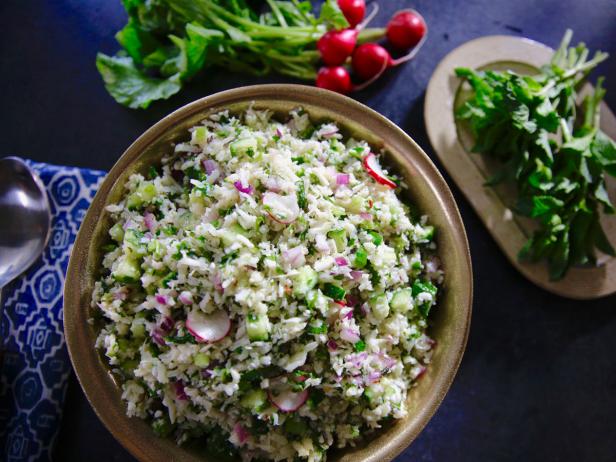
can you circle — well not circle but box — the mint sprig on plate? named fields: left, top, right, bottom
left=455, top=30, right=616, bottom=280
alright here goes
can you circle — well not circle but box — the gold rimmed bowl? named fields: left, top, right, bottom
left=64, top=84, right=473, bottom=462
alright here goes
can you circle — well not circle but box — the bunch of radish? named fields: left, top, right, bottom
left=316, top=0, right=427, bottom=94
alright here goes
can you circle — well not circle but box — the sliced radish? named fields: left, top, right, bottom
left=186, top=309, right=231, bottom=343
left=268, top=387, right=309, bottom=413
left=262, top=192, right=300, bottom=224
left=363, top=153, right=397, bottom=189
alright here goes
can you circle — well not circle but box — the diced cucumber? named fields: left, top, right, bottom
left=123, top=228, right=145, bottom=254
left=113, top=255, right=141, bottom=283
left=240, top=389, right=267, bottom=412
left=109, top=223, right=124, bottom=242
left=230, top=137, right=258, bottom=157
left=327, top=229, right=346, bottom=252
left=130, top=319, right=146, bottom=338
left=191, top=126, right=208, bottom=146
left=293, top=266, right=318, bottom=296
left=353, top=247, right=368, bottom=268
left=390, top=288, right=413, bottom=312
left=246, top=313, right=271, bottom=341
left=345, top=196, right=366, bottom=214
left=127, top=182, right=157, bottom=209
left=194, top=352, right=210, bottom=368
left=369, top=293, right=390, bottom=321
left=147, top=239, right=164, bottom=259
left=220, top=222, right=249, bottom=246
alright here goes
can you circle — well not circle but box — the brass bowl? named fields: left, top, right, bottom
left=64, top=84, right=473, bottom=462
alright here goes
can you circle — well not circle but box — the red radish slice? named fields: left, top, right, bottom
left=268, top=387, right=309, bottom=412
left=186, top=309, right=231, bottom=343
left=363, top=153, right=397, bottom=188
left=263, top=192, right=300, bottom=224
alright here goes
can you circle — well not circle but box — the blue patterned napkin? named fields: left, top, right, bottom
left=0, top=160, right=105, bottom=462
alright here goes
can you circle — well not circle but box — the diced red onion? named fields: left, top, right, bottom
left=143, top=212, right=156, bottom=232
left=367, top=371, right=382, bottom=384
left=360, top=212, right=373, bottom=221
left=234, top=181, right=253, bottom=195
left=174, top=381, right=188, bottom=401
left=336, top=173, right=350, bottom=185
left=276, top=127, right=283, bottom=138
left=359, top=303, right=370, bottom=315
left=160, top=316, right=174, bottom=332
left=123, top=219, right=136, bottom=230
left=233, top=423, right=249, bottom=445
left=327, top=339, right=338, bottom=351
left=340, top=327, right=360, bottom=343
left=425, top=256, right=441, bottom=274
left=345, top=295, right=359, bottom=307
left=213, top=273, right=224, bottom=293
left=178, top=291, right=193, bottom=305
left=350, top=271, right=363, bottom=282
left=151, top=328, right=166, bottom=346
left=155, top=294, right=168, bottom=305
left=415, top=366, right=427, bottom=380
left=335, top=257, right=348, bottom=266
left=202, top=159, right=219, bottom=175
left=342, top=309, right=354, bottom=320
left=112, top=288, right=128, bottom=301
left=380, top=354, right=396, bottom=370
left=282, top=246, right=305, bottom=268
left=334, top=375, right=343, bottom=383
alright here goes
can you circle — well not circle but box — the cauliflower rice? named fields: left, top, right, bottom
left=92, top=107, right=443, bottom=461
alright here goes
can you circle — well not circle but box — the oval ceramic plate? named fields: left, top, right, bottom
left=425, top=35, right=616, bottom=299
left=64, top=85, right=472, bottom=462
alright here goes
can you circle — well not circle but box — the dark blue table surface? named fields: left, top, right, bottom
left=2, top=0, right=616, bottom=461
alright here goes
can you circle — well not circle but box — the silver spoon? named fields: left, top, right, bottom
left=0, top=157, right=51, bottom=315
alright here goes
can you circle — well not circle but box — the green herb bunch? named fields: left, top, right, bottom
left=455, top=31, right=616, bottom=280
left=96, top=0, right=384, bottom=109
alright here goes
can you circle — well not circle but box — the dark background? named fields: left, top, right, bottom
left=2, top=0, right=616, bottom=460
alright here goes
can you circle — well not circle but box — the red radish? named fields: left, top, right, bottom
left=268, top=387, right=309, bottom=412
left=352, top=35, right=427, bottom=82
left=316, top=63, right=389, bottom=95
left=386, top=9, right=427, bottom=51
left=316, top=66, right=353, bottom=94
left=337, top=0, right=365, bottom=27
left=263, top=191, right=300, bottom=224
left=186, top=309, right=231, bottom=343
left=317, top=29, right=358, bottom=66
left=317, top=3, right=378, bottom=66
left=362, top=153, right=397, bottom=188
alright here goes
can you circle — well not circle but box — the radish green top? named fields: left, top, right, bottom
left=92, top=107, right=442, bottom=461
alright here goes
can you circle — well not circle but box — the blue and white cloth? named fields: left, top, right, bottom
left=0, top=161, right=105, bottom=462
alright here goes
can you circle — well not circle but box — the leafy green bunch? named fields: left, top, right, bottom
left=455, top=31, right=616, bottom=280
left=97, top=0, right=384, bottom=109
